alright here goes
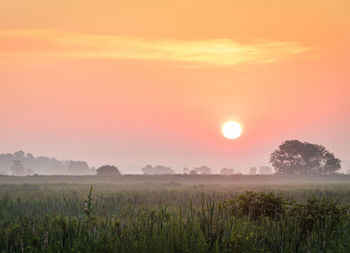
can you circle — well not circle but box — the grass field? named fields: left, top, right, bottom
left=1, top=175, right=350, bottom=252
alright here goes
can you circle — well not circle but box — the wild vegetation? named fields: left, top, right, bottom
left=0, top=151, right=94, bottom=176
left=1, top=177, right=350, bottom=252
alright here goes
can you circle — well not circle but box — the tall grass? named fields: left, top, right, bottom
left=0, top=183, right=350, bottom=252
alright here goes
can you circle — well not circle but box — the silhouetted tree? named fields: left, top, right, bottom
left=68, top=161, right=90, bottom=175
left=11, top=160, right=25, bottom=176
left=142, top=165, right=175, bottom=175
left=0, top=151, right=90, bottom=175
left=183, top=167, right=189, bottom=175
left=270, top=140, right=341, bottom=175
left=96, top=165, right=120, bottom=175
left=26, top=153, right=34, bottom=159
left=142, top=165, right=154, bottom=174
left=0, top=153, right=14, bottom=173
left=249, top=167, right=257, bottom=175
left=194, top=165, right=211, bottom=175
left=220, top=168, right=234, bottom=175
left=14, top=151, right=25, bottom=160
left=189, top=170, right=198, bottom=175
left=259, top=166, right=273, bottom=175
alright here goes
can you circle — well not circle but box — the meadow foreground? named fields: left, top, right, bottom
left=1, top=175, right=350, bottom=252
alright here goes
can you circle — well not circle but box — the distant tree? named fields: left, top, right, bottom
left=0, top=153, right=14, bottom=174
left=11, top=160, right=25, bottom=176
left=0, top=151, right=95, bottom=175
left=68, top=161, right=90, bottom=175
left=96, top=165, right=121, bottom=176
left=249, top=167, right=257, bottom=175
left=270, top=140, right=341, bottom=175
left=26, top=153, right=34, bottom=159
left=26, top=168, right=34, bottom=176
left=220, top=168, right=234, bottom=175
left=154, top=165, right=175, bottom=175
left=142, top=165, right=154, bottom=175
left=90, top=167, right=97, bottom=175
left=189, top=170, right=198, bottom=175
left=259, top=166, right=273, bottom=175
left=14, top=151, right=25, bottom=160
left=183, top=167, right=189, bottom=175
left=194, top=165, right=211, bottom=175
left=142, top=165, right=175, bottom=175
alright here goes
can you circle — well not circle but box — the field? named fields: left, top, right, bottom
left=1, top=175, right=350, bottom=252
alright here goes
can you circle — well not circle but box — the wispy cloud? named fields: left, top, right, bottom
left=0, top=29, right=310, bottom=66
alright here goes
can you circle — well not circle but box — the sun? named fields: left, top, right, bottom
left=222, top=121, right=242, bottom=139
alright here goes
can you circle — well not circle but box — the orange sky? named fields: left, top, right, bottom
left=1, top=0, right=349, bottom=172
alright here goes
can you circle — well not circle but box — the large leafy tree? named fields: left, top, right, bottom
left=270, top=140, right=341, bottom=175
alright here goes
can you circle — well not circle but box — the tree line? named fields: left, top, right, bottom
left=0, top=140, right=342, bottom=176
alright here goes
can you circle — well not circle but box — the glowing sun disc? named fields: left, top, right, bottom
left=222, top=121, right=242, bottom=139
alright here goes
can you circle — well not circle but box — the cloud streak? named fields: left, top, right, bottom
left=0, top=29, right=310, bottom=66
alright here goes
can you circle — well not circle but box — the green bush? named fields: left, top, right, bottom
left=224, top=191, right=289, bottom=220
left=291, top=197, right=348, bottom=234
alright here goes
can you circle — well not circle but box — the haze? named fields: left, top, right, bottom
left=1, top=0, right=350, bottom=173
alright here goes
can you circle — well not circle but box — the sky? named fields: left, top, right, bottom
left=1, top=0, right=350, bottom=173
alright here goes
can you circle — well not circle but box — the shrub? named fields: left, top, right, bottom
left=224, top=191, right=289, bottom=220
left=291, top=197, right=347, bottom=234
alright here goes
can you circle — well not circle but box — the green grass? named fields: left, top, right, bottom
left=1, top=176, right=350, bottom=252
